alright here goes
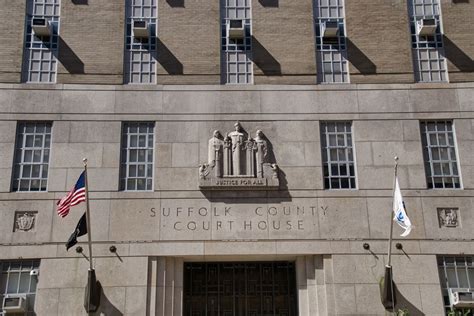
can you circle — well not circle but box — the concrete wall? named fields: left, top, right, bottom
left=0, top=83, right=473, bottom=314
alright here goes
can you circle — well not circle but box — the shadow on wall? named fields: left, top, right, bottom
left=259, top=0, right=279, bottom=7
left=57, top=37, right=85, bottom=74
left=166, top=0, right=185, bottom=7
left=71, top=0, right=88, bottom=4
left=346, top=38, right=377, bottom=75
left=92, top=282, right=123, bottom=316
left=381, top=281, right=425, bottom=316
left=251, top=36, right=282, bottom=76
left=443, top=36, right=474, bottom=72
left=157, top=38, right=184, bottom=75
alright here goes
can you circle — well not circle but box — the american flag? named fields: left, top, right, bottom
left=57, top=171, right=86, bottom=218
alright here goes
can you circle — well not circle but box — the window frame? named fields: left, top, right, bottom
left=11, top=122, right=53, bottom=193
left=22, top=0, right=61, bottom=83
left=0, top=260, right=40, bottom=316
left=320, top=121, right=357, bottom=190
left=119, top=121, right=156, bottom=192
left=124, top=0, right=158, bottom=84
left=420, top=120, right=462, bottom=190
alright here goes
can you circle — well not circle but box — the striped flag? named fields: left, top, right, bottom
left=57, top=171, right=86, bottom=217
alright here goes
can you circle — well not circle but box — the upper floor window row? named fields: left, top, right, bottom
left=11, top=120, right=463, bottom=192
left=20, top=0, right=450, bottom=85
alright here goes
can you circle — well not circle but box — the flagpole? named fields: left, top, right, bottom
left=384, top=156, right=399, bottom=311
left=387, top=156, right=399, bottom=267
left=83, top=158, right=93, bottom=272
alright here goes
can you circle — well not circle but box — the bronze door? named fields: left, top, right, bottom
left=184, top=262, right=297, bottom=316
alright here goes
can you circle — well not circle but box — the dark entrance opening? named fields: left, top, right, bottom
left=184, top=261, right=298, bottom=316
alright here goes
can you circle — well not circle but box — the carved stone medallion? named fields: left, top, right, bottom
left=14, top=211, right=37, bottom=232
left=438, top=208, right=459, bottom=228
left=199, top=122, right=280, bottom=190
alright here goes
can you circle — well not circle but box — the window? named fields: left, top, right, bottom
left=408, top=0, right=448, bottom=82
left=0, top=260, right=40, bottom=316
left=22, top=0, right=60, bottom=83
left=437, top=256, right=474, bottom=315
left=120, top=122, right=154, bottom=191
left=314, top=0, right=349, bottom=83
left=12, top=122, right=52, bottom=192
left=320, top=121, right=356, bottom=189
left=124, top=0, right=157, bottom=84
left=420, top=121, right=461, bottom=189
left=221, top=0, right=253, bottom=84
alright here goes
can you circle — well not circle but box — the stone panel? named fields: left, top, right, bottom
left=0, top=200, right=54, bottom=244
left=69, top=121, right=121, bottom=143
left=109, top=199, right=159, bottom=241
left=171, top=143, right=199, bottom=167
left=114, top=89, right=163, bottom=114
left=50, top=143, right=103, bottom=168
left=60, top=90, right=116, bottom=114
left=421, top=196, right=474, bottom=240
left=10, top=89, right=62, bottom=113
left=318, top=198, right=370, bottom=239
left=357, top=89, right=410, bottom=113
left=408, top=88, right=460, bottom=113
left=354, top=120, right=403, bottom=142
left=419, top=284, right=445, bottom=316
left=35, top=288, right=60, bottom=316
left=155, top=167, right=197, bottom=190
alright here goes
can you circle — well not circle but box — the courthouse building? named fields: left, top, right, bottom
left=1, top=0, right=474, bottom=315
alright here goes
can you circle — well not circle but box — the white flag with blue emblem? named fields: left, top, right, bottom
left=393, top=177, right=412, bottom=237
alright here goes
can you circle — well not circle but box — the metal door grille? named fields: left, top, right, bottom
left=184, top=262, right=297, bottom=316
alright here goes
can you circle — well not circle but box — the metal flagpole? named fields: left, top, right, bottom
left=384, top=156, right=399, bottom=311
left=83, top=158, right=93, bottom=315
left=83, top=158, right=93, bottom=271
left=387, top=156, right=399, bottom=267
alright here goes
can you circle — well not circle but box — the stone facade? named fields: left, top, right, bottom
left=0, top=1, right=474, bottom=316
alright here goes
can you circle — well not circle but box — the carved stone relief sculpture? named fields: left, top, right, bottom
left=438, top=208, right=460, bottom=228
left=199, top=122, right=279, bottom=190
left=14, top=211, right=37, bottom=232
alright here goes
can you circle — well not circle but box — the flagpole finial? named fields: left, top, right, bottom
left=394, top=156, right=399, bottom=162
left=82, top=158, right=88, bottom=165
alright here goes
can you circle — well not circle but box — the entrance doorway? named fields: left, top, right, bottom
left=183, top=261, right=298, bottom=316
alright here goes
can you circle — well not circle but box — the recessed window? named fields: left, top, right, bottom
left=12, top=122, right=52, bottom=192
left=22, top=0, right=60, bottom=83
left=320, top=121, right=356, bottom=189
left=120, top=122, right=155, bottom=191
left=221, top=0, right=253, bottom=84
left=313, top=0, right=349, bottom=83
left=420, top=121, right=461, bottom=189
left=408, top=0, right=448, bottom=82
left=0, top=260, right=40, bottom=316
left=437, top=256, right=474, bottom=314
left=124, top=0, right=157, bottom=84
